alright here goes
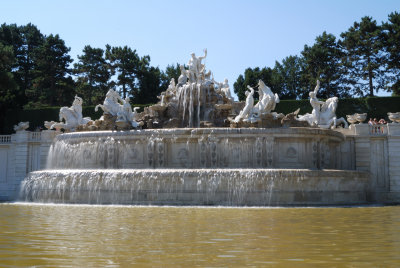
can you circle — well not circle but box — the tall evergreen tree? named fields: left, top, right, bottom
left=74, top=45, right=111, bottom=105
left=272, top=55, right=306, bottom=99
left=18, top=24, right=45, bottom=100
left=133, top=55, right=167, bottom=104
left=233, top=74, right=245, bottom=101
left=105, top=45, right=139, bottom=99
left=302, top=32, right=349, bottom=98
left=233, top=67, right=274, bottom=101
left=0, top=23, right=44, bottom=105
left=164, top=63, right=181, bottom=84
left=340, top=16, right=385, bottom=96
left=0, top=43, right=19, bottom=132
left=28, top=34, right=74, bottom=106
left=382, top=12, right=400, bottom=95
left=136, top=65, right=165, bottom=104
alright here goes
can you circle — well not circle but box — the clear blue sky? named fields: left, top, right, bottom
left=1, top=0, right=399, bottom=98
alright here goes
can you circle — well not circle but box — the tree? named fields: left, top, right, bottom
left=272, top=55, right=306, bottom=99
left=233, top=67, right=274, bottom=101
left=0, top=43, right=19, bottom=132
left=105, top=45, right=140, bottom=99
left=136, top=65, right=165, bottom=104
left=233, top=74, right=245, bottom=101
left=132, top=55, right=167, bottom=104
left=74, top=45, right=111, bottom=105
left=163, top=63, right=181, bottom=84
left=340, top=16, right=385, bottom=96
left=0, top=23, right=44, bottom=106
left=382, top=12, right=400, bottom=95
left=28, top=34, right=74, bottom=107
left=301, top=32, right=350, bottom=98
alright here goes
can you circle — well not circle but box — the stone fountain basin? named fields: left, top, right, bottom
left=20, top=169, right=370, bottom=206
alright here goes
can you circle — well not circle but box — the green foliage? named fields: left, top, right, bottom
left=105, top=45, right=140, bottom=99
left=234, top=63, right=308, bottom=101
left=0, top=23, right=45, bottom=106
left=233, top=67, right=274, bottom=101
left=301, top=32, right=349, bottom=99
left=135, top=65, right=166, bottom=104
left=382, top=12, right=400, bottom=95
left=27, top=34, right=74, bottom=107
left=74, top=45, right=112, bottom=105
left=235, top=14, right=400, bottom=98
left=233, top=74, right=245, bottom=100
left=272, top=55, right=306, bottom=99
left=163, top=63, right=181, bottom=84
left=364, top=96, right=400, bottom=120
left=340, top=16, right=385, bottom=96
left=0, top=43, right=19, bottom=132
left=274, top=99, right=311, bottom=115
left=104, top=45, right=166, bottom=104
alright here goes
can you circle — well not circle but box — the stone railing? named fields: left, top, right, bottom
left=369, top=125, right=388, bottom=136
left=29, top=132, right=42, bottom=142
left=0, top=135, right=12, bottom=144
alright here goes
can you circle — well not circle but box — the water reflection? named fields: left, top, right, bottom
left=0, top=204, right=400, bottom=267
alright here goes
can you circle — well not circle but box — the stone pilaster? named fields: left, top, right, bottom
left=12, top=130, right=29, bottom=198
left=387, top=124, right=400, bottom=192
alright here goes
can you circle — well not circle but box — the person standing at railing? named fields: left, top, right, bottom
left=368, top=118, right=374, bottom=125
left=379, top=119, right=387, bottom=124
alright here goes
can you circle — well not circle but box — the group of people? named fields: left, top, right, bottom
left=368, top=118, right=387, bottom=125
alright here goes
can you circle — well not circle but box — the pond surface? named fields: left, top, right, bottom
left=0, top=204, right=400, bottom=267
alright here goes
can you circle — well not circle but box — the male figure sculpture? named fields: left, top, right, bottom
left=51, top=95, right=91, bottom=131
left=214, top=78, right=234, bottom=103
left=188, top=49, right=207, bottom=82
left=309, top=80, right=324, bottom=125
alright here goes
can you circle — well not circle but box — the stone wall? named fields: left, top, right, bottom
left=336, top=123, right=400, bottom=203
left=0, top=130, right=58, bottom=200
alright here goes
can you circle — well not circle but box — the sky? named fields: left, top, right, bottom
left=1, top=0, right=399, bottom=99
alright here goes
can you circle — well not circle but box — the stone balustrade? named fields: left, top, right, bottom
left=0, top=135, right=11, bottom=144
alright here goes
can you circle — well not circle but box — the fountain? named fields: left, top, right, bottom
left=19, top=50, right=370, bottom=206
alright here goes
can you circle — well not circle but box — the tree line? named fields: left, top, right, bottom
left=0, top=23, right=182, bottom=126
left=234, top=12, right=400, bottom=101
left=0, top=12, right=399, bottom=122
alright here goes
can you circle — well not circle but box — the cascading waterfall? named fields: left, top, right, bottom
left=178, top=82, right=205, bottom=128
left=188, top=83, right=194, bottom=127
left=19, top=128, right=370, bottom=206
left=20, top=169, right=313, bottom=205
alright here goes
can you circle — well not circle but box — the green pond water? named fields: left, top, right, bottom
left=0, top=203, right=399, bottom=267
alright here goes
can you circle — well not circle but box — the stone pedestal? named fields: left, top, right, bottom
left=354, top=123, right=370, bottom=135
